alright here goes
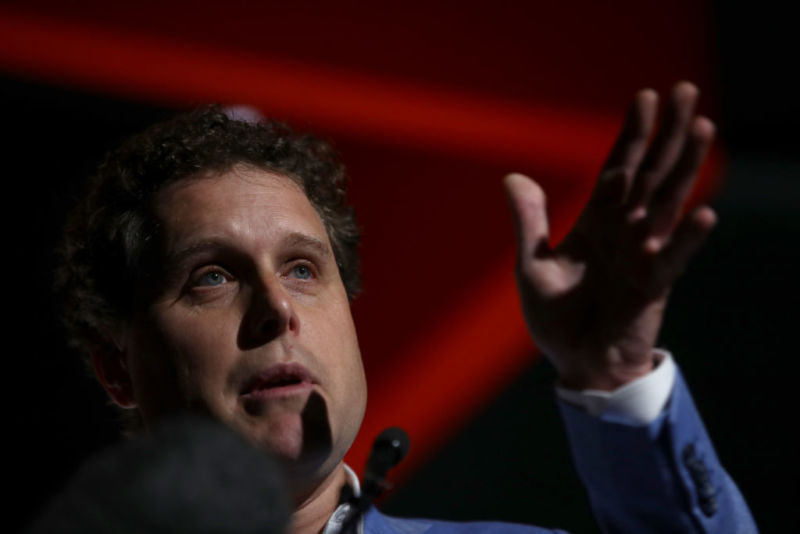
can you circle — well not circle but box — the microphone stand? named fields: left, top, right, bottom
left=340, top=427, right=410, bottom=534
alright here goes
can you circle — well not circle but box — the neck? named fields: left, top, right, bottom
left=288, top=462, right=347, bottom=534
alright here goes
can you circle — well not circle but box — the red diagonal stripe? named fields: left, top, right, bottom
left=0, top=7, right=618, bottom=174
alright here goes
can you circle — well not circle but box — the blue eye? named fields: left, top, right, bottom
left=196, top=270, right=228, bottom=286
left=291, top=264, right=313, bottom=280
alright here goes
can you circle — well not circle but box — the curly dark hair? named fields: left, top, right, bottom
left=56, top=105, right=361, bottom=364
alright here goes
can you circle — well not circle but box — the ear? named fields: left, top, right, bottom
left=92, top=347, right=138, bottom=409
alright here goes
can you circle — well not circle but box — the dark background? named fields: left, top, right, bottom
left=3, top=2, right=796, bottom=532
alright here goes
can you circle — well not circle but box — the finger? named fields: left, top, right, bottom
left=504, top=173, right=551, bottom=259
left=648, top=206, right=716, bottom=286
left=646, top=116, right=716, bottom=238
left=627, top=81, right=699, bottom=209
left=601, top=88, right=659, bottom=176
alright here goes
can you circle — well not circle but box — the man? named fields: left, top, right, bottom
left=57, top=82, right=757, bottom=532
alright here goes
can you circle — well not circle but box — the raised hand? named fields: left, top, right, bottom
left=505, top=82, right=716, bottom=391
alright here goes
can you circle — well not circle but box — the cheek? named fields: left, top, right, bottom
left=311, top=303, right=366, bottom=409
left=331, top=317, right=367, bottom=448
left=160, top=313, right=239, bottom=391
left=127, top=309, right=239, bottom=419
left=126, top=320, right=187, bottom=421
left=308, top=298, right=362, bottom=365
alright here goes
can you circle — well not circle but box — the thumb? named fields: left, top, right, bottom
left=503, top=173, right=551, bottom=259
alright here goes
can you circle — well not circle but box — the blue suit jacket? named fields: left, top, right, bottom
left=364, top=368, right=757, bottom=533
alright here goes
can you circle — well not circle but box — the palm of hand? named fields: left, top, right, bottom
left=506, top=83, right=716, bottom=390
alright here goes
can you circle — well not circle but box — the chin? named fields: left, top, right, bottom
left=244, top=415, right=335, bottom=474
left=262, top=431, right=306, bottom=462
left=280, top=443, right=347, bottom=504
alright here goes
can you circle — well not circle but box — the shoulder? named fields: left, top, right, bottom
left=364, top=508, right=566, bottom=534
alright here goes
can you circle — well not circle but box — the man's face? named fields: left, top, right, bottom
left=112, top=165, right=366, bottom=481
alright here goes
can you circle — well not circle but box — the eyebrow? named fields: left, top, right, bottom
left=280, top=232, right=333, bottom=258
left=166, top=231, right=332, bottom=269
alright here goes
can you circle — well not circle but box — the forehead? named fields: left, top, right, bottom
left=153, top=166, right=329, bottom=251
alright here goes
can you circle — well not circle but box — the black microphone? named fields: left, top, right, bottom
left=363, top=427, right=410, bottom=494
left=340, top=427, right=410, bottom=534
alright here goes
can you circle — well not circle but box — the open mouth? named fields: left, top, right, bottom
left=262, top=375, right=303, bottom=388
left=240, top=363, right=316, bottom=399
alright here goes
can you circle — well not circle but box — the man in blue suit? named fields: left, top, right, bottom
left=58, top=81, right=756, bottom=533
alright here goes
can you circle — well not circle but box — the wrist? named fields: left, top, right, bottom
left=557, top=350, right=660, bottom=391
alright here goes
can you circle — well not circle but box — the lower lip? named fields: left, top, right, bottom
left=241, top=381, right=314, bottom=401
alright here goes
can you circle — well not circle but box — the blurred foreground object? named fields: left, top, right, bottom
left=26, top=415, right=290, bottom=534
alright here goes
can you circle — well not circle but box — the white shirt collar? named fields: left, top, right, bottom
left=321, top=464, right=363, bottom=534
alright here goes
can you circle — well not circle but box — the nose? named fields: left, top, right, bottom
left=239, top=276, right=299, bottom=349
